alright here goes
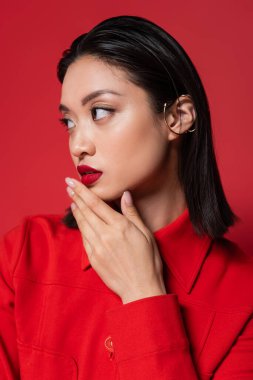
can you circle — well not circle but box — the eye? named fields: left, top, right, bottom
left=91, top=107, right=114, bottom=121
left=59, top=118, right=75, bottom=131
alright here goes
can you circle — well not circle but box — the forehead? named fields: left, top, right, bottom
left=60, top=54, right=152, bottom=110
left=61, top=55, right=129, bottom=93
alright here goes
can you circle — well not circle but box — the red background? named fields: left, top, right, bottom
left=1, top=0, right=252, bottom=253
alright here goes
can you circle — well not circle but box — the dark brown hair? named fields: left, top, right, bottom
left=57, top=15, right=238, bottom=238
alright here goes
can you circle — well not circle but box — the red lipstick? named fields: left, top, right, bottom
left=77, top=165, right=103, bottom=186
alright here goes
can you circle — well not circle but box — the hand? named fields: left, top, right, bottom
left=65, top=177, right=167, bottom=304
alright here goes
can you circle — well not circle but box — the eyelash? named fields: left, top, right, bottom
left=91, top=106, right=114, bottom=121
left=59, top=118, right=74, bottom=131
left=59, top=106, right=115, bottom=131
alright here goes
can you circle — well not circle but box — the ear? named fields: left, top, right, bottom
left=164, top=95, right=197, bottom=141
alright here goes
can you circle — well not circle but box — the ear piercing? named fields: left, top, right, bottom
left=163, top=94, right=196, bottom=135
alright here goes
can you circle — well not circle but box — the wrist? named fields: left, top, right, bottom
left=122, top=286, right=167, bottom=305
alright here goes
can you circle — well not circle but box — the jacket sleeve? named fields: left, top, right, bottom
left=213, top=315, right=253, bottom=379
left=105, top=294, right=200, bottom=379
left=105, top=295, right=253, bottom=380
left=0, top=218, right=29, bottom=380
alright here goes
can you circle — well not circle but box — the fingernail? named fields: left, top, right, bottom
left=66, top=186, right=75, bottom=196
left=71, top=202, right=76, bottom=210
left=124, top=191, right=133, bottom=206
left=65, top=177, right=75, bottom=187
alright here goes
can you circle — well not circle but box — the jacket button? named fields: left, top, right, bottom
left=104, top=336, right=114, bottom=361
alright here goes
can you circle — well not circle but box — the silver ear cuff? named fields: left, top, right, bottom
left=163, top=94, right=196, bottom=135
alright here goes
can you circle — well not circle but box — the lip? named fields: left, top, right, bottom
left=80, top=172, right=103, bottom=186
left=77, top=165, right=103, bottom=186
left=77, top=165, right=102, bottom=175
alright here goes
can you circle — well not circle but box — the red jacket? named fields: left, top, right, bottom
left=0, top=208, right=253, bottom=379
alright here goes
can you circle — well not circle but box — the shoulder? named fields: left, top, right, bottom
left=206, top=236, right=253, bottom=309
left=24, top=213, right=69, bottom=236
left=212, top=236, right=253, bottom=268
left=2, top=213, right=75, bottom=239
left=0, top=214, right=79, bottom=273
left=1, top=214, right=62, bottom=247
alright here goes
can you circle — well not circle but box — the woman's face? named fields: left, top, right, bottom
left=60, top=55, right=173, bottom=202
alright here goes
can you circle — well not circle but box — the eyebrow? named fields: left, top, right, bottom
left=58, top=89, right=123, bottom=112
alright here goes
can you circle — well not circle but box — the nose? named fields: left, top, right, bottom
left=69, top=127, right=96, bottom=160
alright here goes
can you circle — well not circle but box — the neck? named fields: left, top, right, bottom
left=133, top=184, right=187, bottom=233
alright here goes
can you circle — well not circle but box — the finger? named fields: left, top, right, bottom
left=82, top=236, right=93, bottom=259
left=67, top=186, right=106, bottom=231
left=71, top=202, right=97, bottom=247
left=71, top=203, right=105, bottom=264
left=121, top=191, right=150, bottom=237
left=65, top=177, right=123, bottom=225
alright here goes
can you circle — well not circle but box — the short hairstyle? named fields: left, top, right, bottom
left=57, top=15, right=238, bottom=239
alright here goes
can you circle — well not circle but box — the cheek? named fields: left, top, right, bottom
left=69, top=141, right=77, bottom=164
left=104, top=123, right=168, bottom=181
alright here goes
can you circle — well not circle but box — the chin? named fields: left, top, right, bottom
left=89, top=186, right=123, bottom=203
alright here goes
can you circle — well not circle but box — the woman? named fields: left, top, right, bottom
left=0, top=15, right=252, bottom=380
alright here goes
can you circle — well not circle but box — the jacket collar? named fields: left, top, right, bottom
left=153, top=208, right=213, bottom=293
left=81, top=208, right=213, bottom=294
